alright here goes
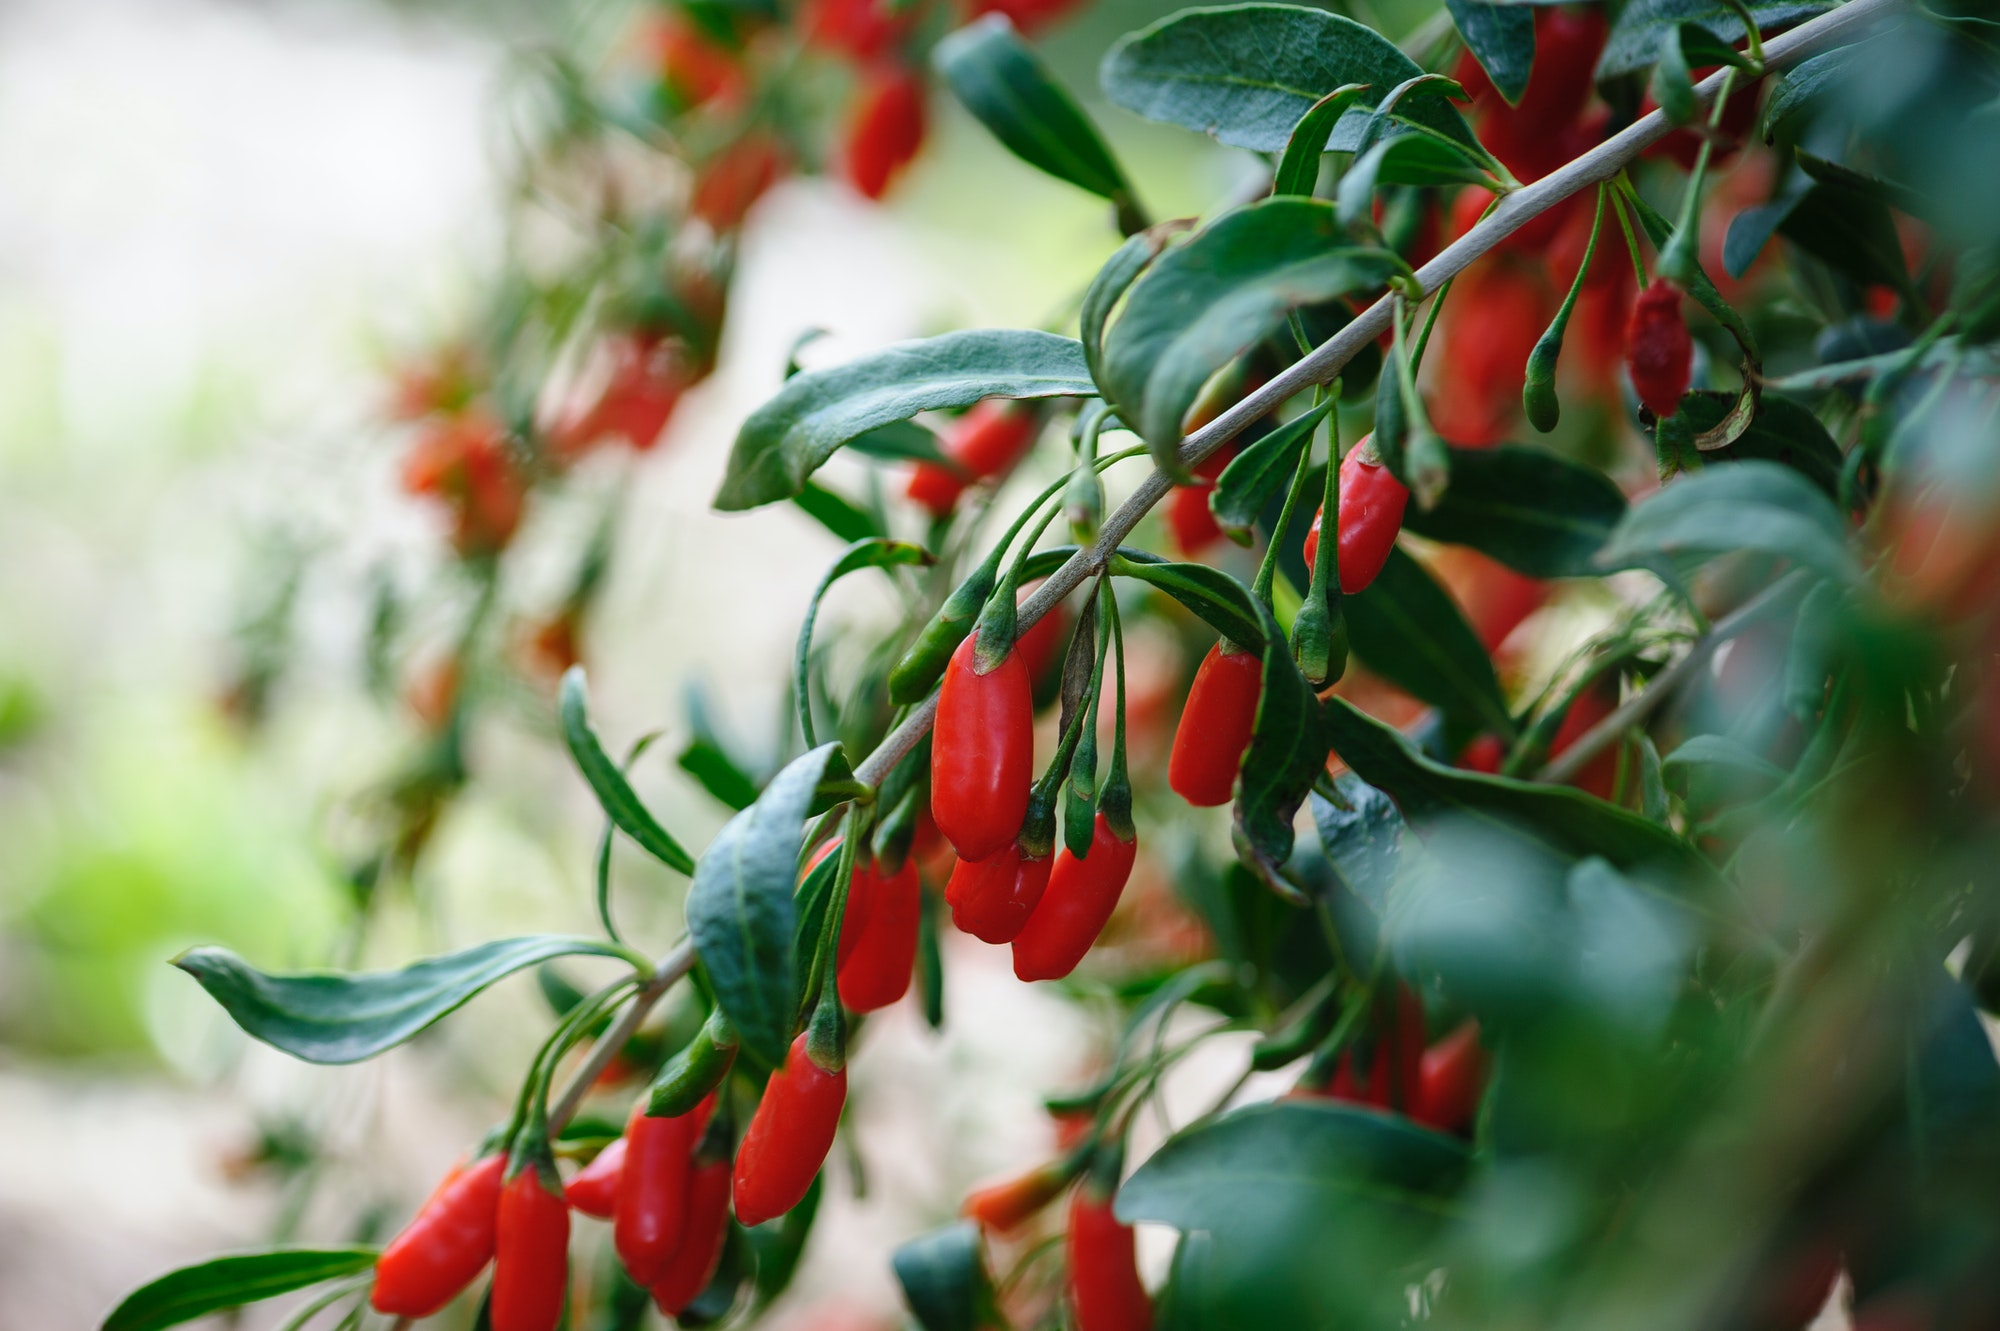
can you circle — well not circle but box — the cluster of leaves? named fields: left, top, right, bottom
left=116, top=0, right=2000, bottom=1328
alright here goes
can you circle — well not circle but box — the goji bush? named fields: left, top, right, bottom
left=109, top=0, right=2000, bottom=1328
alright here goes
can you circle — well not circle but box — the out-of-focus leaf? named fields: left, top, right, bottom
left=1663, top=733, right=1788, bottom=784
left=103, top=1249, right=379, bottom=1331
left=1448, top=0, right=1535, bottom=103
left=791, top=481, right=882, bottom=543
left=175, top=936, right=633, bottom=1065
left=891, top=1222, right=996, bottom=1331
left=716, top=331, right=1095, bottom=509
left=1347, top=547, right=1513, bottom=737
left=1761, top=41, right=1863, bottom=140
left=562, top=667, right=698, bottom=875
left=1323, top=697, right=1708, bottom=875
left=1310, top=776, right=1406, bottom=964
left=937, top=16, right=1139, bottom=220
left=1401, top=445, right=1627, bottom=577
left=1596, top=460, right=1858, bottom=584
left=1120, top=1102, right=1471, bottom=1327
left=1099, top=197, right=1404, bottom=466
left=688, top=743, right=859, bottom=1068
left=1101, top=4, right=1479, bottom=154
left=1209, top=401, right=1332, bottom=541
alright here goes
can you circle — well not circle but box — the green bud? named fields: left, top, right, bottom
left=1065, top=466, right=1104, bottom=546
left=1523, top=334, right=1563, bottom=433
left=646, top=1007, right=738, bottom=1118
left=887, top=557, right=998, bottom=704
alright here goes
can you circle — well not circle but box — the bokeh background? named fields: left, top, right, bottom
left=0, top=0, right=1266, bottom=1323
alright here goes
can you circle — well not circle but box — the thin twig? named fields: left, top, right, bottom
left=1536, top=572, right=1810, bottom=785
left=550, top=0, right=1901, bottom=1120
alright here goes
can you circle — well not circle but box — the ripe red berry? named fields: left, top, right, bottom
left=1426, top=263, right=1552, bottom=446
left=1413, top=1020, right=1489, bottom=1135
left=1067, top=1182, right=1153, bottom=1331
left=1550, top=680, right=1620, bottom=800
left=1455, top=7, right=1608, bottom=181
left=931, top=631, right=1033, bottom=861
left=907, top=400, right=1041, bottom=516
left=371, top=1153, right=506, bottom=1317
left=962, top=1161, right=1073, bottom=1234
left=1626, top=278, right=1693, bottom=419
left=838, top=854, right=920, bottom=1011
left=846, top=65, right=926, bottom=201
left=1458, top=734, right=1506, bottom=773
left=562, top=1138, right=625, bottom=1219
left=801, top=0, right=906, bottom=62
left=691, top=133, right=788, bottom=232
left=733, top=1033, right=848, bottom=1226
left=650, top=1154, right=732, bottom=1316
left=1165, top=443, right=1237, bottom=554
left=1012, top=814, right=1140, bottom=981
left=946, top=841, right=1053, bottom=944
left=1302, top=443, right=1410, bottom=596
left=491, top=1165, right=571, bottom=1331
left=614, top=1095, right=711, bottom=1285
left=1167, top=644, right=1262, bottom=808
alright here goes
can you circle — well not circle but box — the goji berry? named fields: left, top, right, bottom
left=371, top=1153, right=506, bottom=1317
left=1067, top=1180, right=1153, bottom=1331
left=846, top=65, right=926, bottom=201
left=733, top=1033, right=847, bottom=1226
left=931, top=631, right=1033, bottom=860
left=491, top=1164, right=570, bottom=1331
left=691, top=133, right=788, bottom=232
left=1413, top=1020, right=1488, bottom=1135
left=906, top=400, right=1041, bottom=516
left=1626, top=278, right=1692, bottom=419
left=1167, top=644, right=1261, bottom=808
left=963, top=1160, right=1074, bottom=1234
left=1302, top=442, right=1410, bottom=595
left=838, top=853, right=920, bottom=1011
left=650, top=1153, right=732, bottom=1315
left=946, top=841, right=1052, bottom=944
left=1012, top=813, right=1140, bottom=981
left=1426, top=263, right=1552, bottom=446
left=563, top=1138, right=625, bottom=1220
left=614, top=1094, right=713, bottom=1285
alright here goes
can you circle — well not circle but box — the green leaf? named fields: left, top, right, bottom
left=1776, top=166, right=1913, bottom=292
left=1337, top=135, right=1494, bottom=234
left=936, top=16, right=1139, bottom=219
left=1346, top=547, right=1513, bottom=738
left=1761, top=42, right=1862, bottom=141
left=1272, top=85, right=1370, bottom=197
left=561, top=667, right=697, bottom=876
left=174, top=936, right=635, bottom=1065
left=795, top=539, right=934, bottom=747
left=1663, top=733, right=1788, bottom=784
left=1310, top=776, right=1406, bottom=964
left=791, top=480, right=882, bottom=544
left=676, top=681, right=764, bottom=812
left=1083, top=224, right=1188, bottom=394
left=1120, top=1103, right=1470, bottom=1327
left=103, top=1249, right=379, bottom=1331
left=1112, top=552, right=1267, bottom=653
left=1447, top=0, right=1535, bottom=104
left=1596, top=0, right=1831, bottom=80
left=1100, top=4, right=1480, bottom=154
left=844, top=418, right=948, bottom=464
left=716, top=330, right=1095, bottom=510
left=1323, top=697, right=1708, bottom=875
left=1685, top=391, right=1843, bottom=497
left=687, top=743, right=857, bottom=1068
left=1650, top=23, right=1700, bottom=125
left=1099, top=197, right=1405, bottom=464
left=1209, top=400, right=1333, bottom=541
left=1400, top=444, right=1627, bottom=577
left=891, top=1222, right=997, bottom=1331
left=1596, top=460, right=1858, bottom=584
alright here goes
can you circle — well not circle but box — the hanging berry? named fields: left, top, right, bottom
left=562, top=1138, right=625, bottom=1219
left=1012, top=812, right=1140, bottom=981
left=1167, top=643, right=1262, bottom=808
left=946, top=840, right=1054, bottom=944
left=732, top=1032, right=848, bottom=1226
left=650, top=1126, right=734, bottom=1317
left=1413, top=1020, right=1489, bottom=1135
left=906, top=400, right=1042, bottom=517
left=371, top=1153, right=506, bottom=1318
left=1303, top=441, right=1410, bottom=596
left=613, top=1094, right=712, bottom=1286
left=1626, top=278, right=1693, bottom=419
left=931, top=631, right=1034, bottom=861
left=490, top=1161, right=571, bottom=1331
left=838, top=853, right=920, bottom=1011
left=1067, top=1164, right=1153, bottom=1331
left=846, top=64, right=927, bottom=201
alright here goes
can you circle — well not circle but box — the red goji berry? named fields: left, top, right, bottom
left=1302, top=442, right=1410, bottom=595
left=650, top=1154, right=732, bottom=1316
left=1012, top=813, right=1140, bottom=981
left=1067, top=1181, right=1153, bottom=1331
left=931, top=631, right=1033, bottom=861
left=1551, top=680, right=1620, bottom=800
left=691, top=133, right=788, bottom=232
left=1413, top=1020, right=1488, bottom=1135
left=652, top=14, right=741, bottom=110
left=962, top=1160, right=1074, bottom=1234
left=846, top=65, right=926, bottom=201
left=614, top=1094, right=713, bottom=1286
left=1458, top=734, right=1506, bottom=773
left=1426, top=263, right=1552, bottom=446
left=371, top=1153, right=506, bottom=1317
left=491, top=1165, right=570, bottom=1331
left=946, top=840, right=1053, bottom=944
left=1325, top=984, right=1425, bottom=1110
left=1455, top=7, right=1607, bottom=180
left=563, top=1138, right=625, bottom=1219
left=906, top=400, right=1041, bottom=516
left=1165, top=443, right=1237, bottom=555
left=733, top=1033, right=847, bottom=1226
left=838, top=853, right=920, bottom=1011
left=801, top=0, right=906, bottom=61
left=1167, top=644, right=1261, bottom=808
left=1626, top=278, right=1693, bottom=419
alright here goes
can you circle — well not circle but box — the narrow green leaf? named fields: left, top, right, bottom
left=1272, top=85, right=1371, bottom=198
left=716, top=330, right=1095, bottom=510
left=1596, top=460, right=1858, bottom=584
left=1112, top=553, right=1267, bottom=652
left=1596, top=0, right=1830, bottom=80
left=937, top=16, right=1138, bottom=217
left=104, top=1249, right=379, bottom=1331
left=1337, top=135, right=1493, bottom=234
left=561, top=667, right=697, bottom=875
left=844, top=418, right=948, bottom=463
left=175, top=937, right=634, bottom=1065
left=1776, top=171, right=1913, bottom=292
left=1346, top=547, right=1513, bottom=738
left=687, top=743, right=858, bottom=1068
left=1101, top=4, right=1480, bottom=154
left=796, top=539, right=934, bottom=747
left=676, top=681, right=765, bottom=812
left=791, top=481, right=882, bottom=543
left=1448, top=0, right=1535, bottom=104
left=892, top=1222, right=997, bottom=1331
left=1210, top=400, right=1332, bottom=540
left=1400, top=444, right=1628, bottom=577
left=1650, top=23, right=1699, bottom=125
left=1083, top=224, right=1190, bottom=393
left=1323, top=697, right=1708, bottom=875
left=1099, top=197, right=1405, bottom=464
left=1663, top=733, right=1789, bottom=784
left=1761, top=42, right=1862, bottom=141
